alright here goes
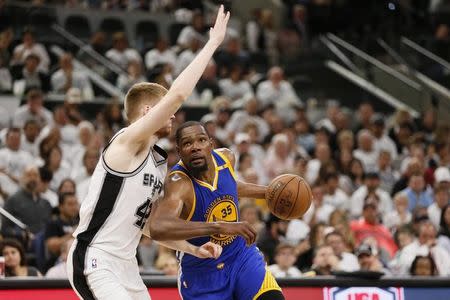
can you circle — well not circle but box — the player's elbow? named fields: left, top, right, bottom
left=148, top=219, right=168, bottom=241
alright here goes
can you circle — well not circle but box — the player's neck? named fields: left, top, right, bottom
left=192, top=158, right=215, bottom=184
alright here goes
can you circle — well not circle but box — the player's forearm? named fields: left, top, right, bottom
left=169, top=41, right=218, bottom=100
left=237, top=181, right=267, bottom=199
left=149, top=217, right=220, bottom=241
left=155, top=239, right=197, bottom=256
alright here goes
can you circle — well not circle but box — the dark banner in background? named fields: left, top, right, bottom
left=1, top=278, right=450, bottom=300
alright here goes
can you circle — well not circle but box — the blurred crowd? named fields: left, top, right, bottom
left=0, top=0, right=449, bottom=281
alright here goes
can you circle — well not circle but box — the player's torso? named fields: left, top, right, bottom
left=74, top=136, right=167, bottom=260
left=171, top=150, right=247, bottom=269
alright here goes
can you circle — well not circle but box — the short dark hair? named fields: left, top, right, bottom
left=59, top=192, right=76, bottom=206
left=410, top=255, right=437, bottom=276
left=39, top=167, right=53, bottom=183
left=24, top=119, right=39, bottom=129
left=175, top=121, right=205, bottom=145
left=6, top=127, right=20, bottom=137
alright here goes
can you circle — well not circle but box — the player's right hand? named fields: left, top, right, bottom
left=218, top=221, right=257, bottom=246
left=209, top=5, right=230, bottom=47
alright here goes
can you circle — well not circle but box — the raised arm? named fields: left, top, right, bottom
left=216, top=148, right=268, bottom=199
left=122, top=6, right=230, bottom=143
left=148, top=172, right=256, bottom=245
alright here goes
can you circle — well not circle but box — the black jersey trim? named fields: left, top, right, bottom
left=72, top=173, right=125, bottom=300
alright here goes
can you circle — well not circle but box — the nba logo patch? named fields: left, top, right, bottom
left=91, top=258, right=97, bottom=269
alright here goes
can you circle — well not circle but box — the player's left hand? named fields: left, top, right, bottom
left=195, top=242, right=223, bottom=259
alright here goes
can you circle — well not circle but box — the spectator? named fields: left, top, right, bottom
left=353, top=129, right=378, bottom=172
left=428, top=185, right=450, bottom=228
left=99, top=102, right=126, bottom=140
left=389, top=226, right=415, bottom=275
left=214, top=37, right=250, bottom=77
left=376, top=150, right=399, bottom=194
left=155, top=253, right=178, bottom=276
left=20, top=119, right=41, bottom=158
left=389, top=120, right=415, bottom=157
left=434, top=166, right=450, bottom=190
left=177, top=11, right=206, bottom=49
left=144, top=38, right=176, bottom=70
left=72, top=148, right=100, bottom=202
left=42, top=146, right=71, bottom=192
left=46, top=238, right=74, bottom=278
left=77, top=31, right=108, bottom=75
left=44, top=192, right=79, bottom=269
left=58, top=178, right=77, bottom=195
left=346, top=158, right=365, bottom=194
left=174, top=37, right=201, bottom=76
left=105, top=32, right=142, bottom=70
left=353, top=101, right=374, bottom=133
left=257, top=214, right=289, bottom=264
left=70, top=120, right=96, bottom=169
left=325, top=231, right=359, bottom=272
left=218, top=64, right=254, bottom=106
left=256, top=67, right=301, bottom=117
left=50, top=53, right=94, bottom=101
left=259, top=9, right=278, bottom=64
left=264, top=133, right=295, bottom=178
left=305, top=184, right=334, bottom=225
left=349, top=172, right=393, bottom=219
left=322, top=172, right=349, bottom=210
left=268, top=244, right=302, bottom=278
left=409, top=255, right=438, bottom=276
left=39, top=106, right=77, bottom=154
left=12, top=53, right=50, bottom=96
left=356, top=243, right=391, bottom=275
left=294, top=118, right=315, bottom=154
left=309, top=245, right=339, bottom=275
left=117, top=60, right=146, bottom=93
left=384, top=192, right=412, bottom=231
left=295, top=223, right=326, bottom=272
left=398, top=221, right=450, bottom=275
left=392, top=157, right=424, bottom=196
left=316, top=100, right=340, bottom=134
left=246, top=8, right=264, bottom=53
left=350, top=198, right=398, bottom=258
left=38, top=167, right=58, bottom=208
left=1, top=238, right=41, bottom=277
left=305, top=143, right=331, bottom=185
left=239, top=203, right=264, bottom=234
left=11, top=28, right=50, bottom=73
left=370, top=114, right=397, bottom=161
left=12, top=88, right=53, bottom=128
left=2, top=166, right=52, bottom=237
left=402, top=174, right=434, bottom=212
left=0, top=127, right=34, bottom=195
left=438, top=205, right=450, bottom=243
left=195, top=61, right=221, bottom=103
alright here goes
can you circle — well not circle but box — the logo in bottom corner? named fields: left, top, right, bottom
left=324, top=287, right=404, bottom=300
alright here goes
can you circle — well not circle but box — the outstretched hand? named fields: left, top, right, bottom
left=194, top=241, right=223, bottom=259
left=209, top=4, right=231, bottom=47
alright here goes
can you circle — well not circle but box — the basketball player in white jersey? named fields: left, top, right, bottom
left=66, top=6, right=255, bottom=300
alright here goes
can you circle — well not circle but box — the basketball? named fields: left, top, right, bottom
left=266, top=174, right=312, bottom=220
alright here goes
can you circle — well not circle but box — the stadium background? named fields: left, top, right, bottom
left=0, top=0, right=449, bottom=299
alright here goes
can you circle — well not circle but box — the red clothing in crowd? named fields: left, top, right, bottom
left=350, top=219, right=398, bottom=258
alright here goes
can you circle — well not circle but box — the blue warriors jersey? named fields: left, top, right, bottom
left=171, top=149, right=282, bottom=300
left=171, top=150, right=246, bottom=270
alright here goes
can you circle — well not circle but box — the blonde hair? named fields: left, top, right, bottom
left=124, top=82, right=168, bottom=122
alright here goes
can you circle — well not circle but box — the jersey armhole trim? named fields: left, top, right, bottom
left=169, top=170, right=197, bottom=221
left=214, top=150, right=237, bottom=180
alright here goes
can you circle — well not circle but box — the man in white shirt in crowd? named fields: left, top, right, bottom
left=145, top=38, right=176, bottom=71
left=105, top=32, right=142, bottom=70
left=370, top=114, right=398, bottom=162
left=50, top=53, right=94, bottom=101
left=175, top=37, right=202, bottom=76
left=353, top=129, right=379, bottom=172
left=428, top=184, right=450, bottom=229
left=376, top=150, right=399, bottom=194
left=302, top=184, right=335, bottom=225
left=20, top=119, right=41, bottom=158
left=177, top=11, right=207, bottom=49
left=46, top=238, right=74, bottom=279
left=72, top=148, right=99, bottom=203
left=398, top=221, right=450, bottom=275
left=325, top=231, right=360, bottom=272
left=349, top=172, right=393, bottom=219
left=11, top=28, right=50, bottom=73
left=268, top=244, right=302, bottom=278
left=356, top=243, right=391, bottom=275
left=0, top=127, right=34, bottom=196
left=323, top=172, right=349, bottom=210
left=305, top=143, right=331, bottom=185
left=256, top=67, right=301, bottom=122
left=225, top=97, right=270, bottom=142
left=12, top=88, right=53, bottom=128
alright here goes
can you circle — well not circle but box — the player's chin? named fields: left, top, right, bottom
left=188, top=161, right=208, bottom=172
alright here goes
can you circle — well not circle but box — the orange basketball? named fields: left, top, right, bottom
left=266, top=174, right=312, bottom=220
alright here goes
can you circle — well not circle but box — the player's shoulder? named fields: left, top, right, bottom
left=215, top=148, right=235, bottom=161
left=166, top=170, right=192, bottom=187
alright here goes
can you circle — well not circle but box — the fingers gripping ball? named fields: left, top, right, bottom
left=266, top=174, right=312, bottom=220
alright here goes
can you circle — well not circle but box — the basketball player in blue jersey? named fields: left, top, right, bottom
left=149, top=121, right=284, bottom=300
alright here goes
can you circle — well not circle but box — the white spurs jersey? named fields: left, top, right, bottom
left=73, top=130, right=167, bottom=260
